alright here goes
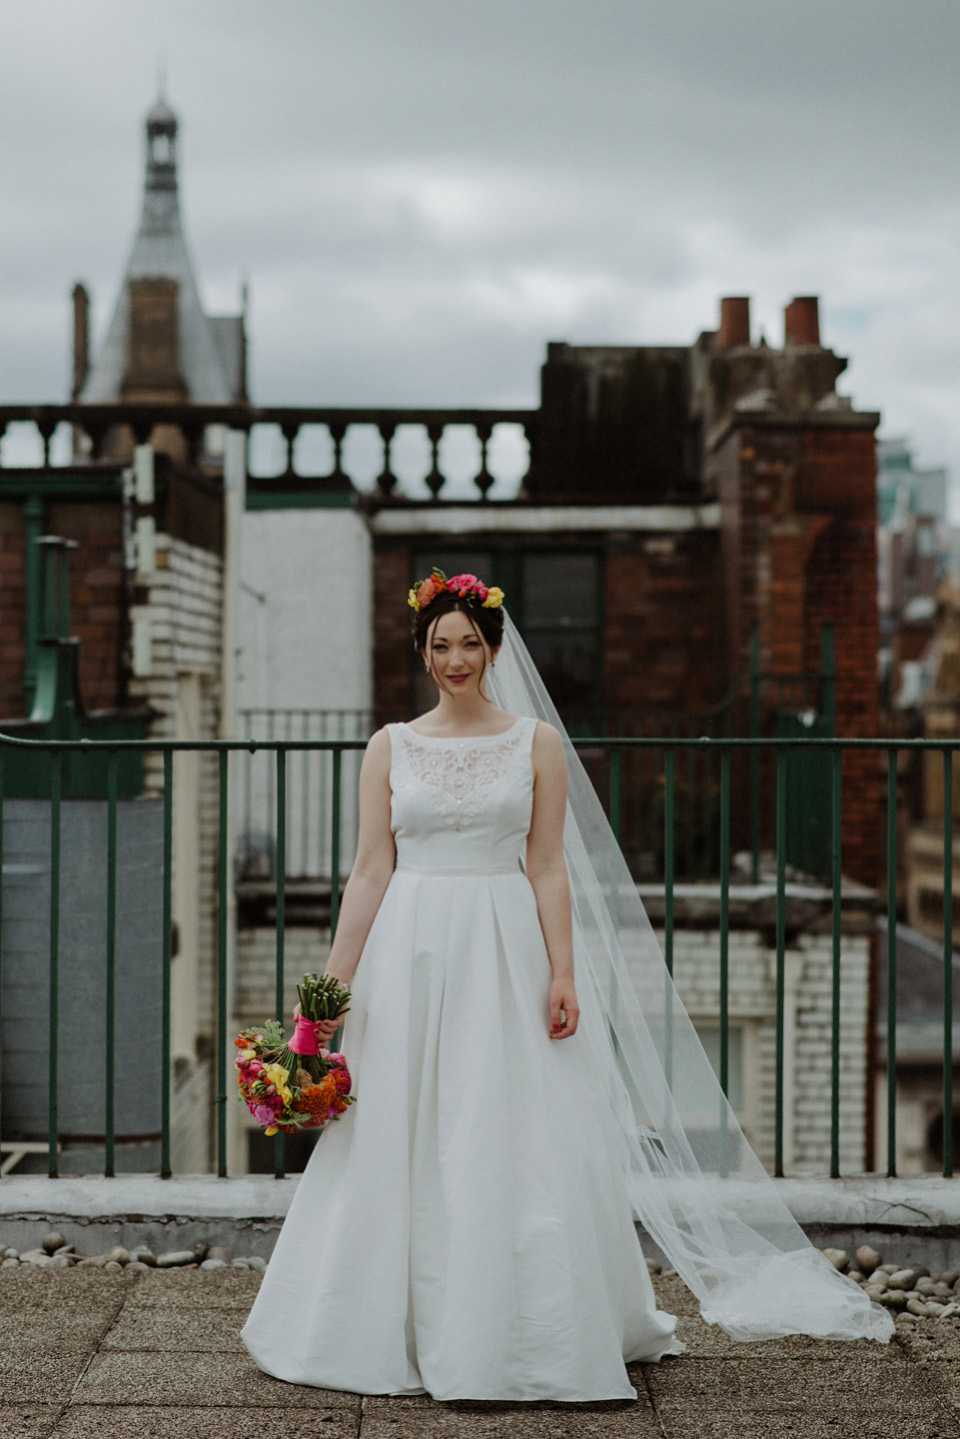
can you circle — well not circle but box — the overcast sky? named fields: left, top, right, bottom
left=2, top=1, right=958, bottom=497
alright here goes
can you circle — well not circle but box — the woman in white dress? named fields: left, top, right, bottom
left=241, top=570, right=682, bottom=1400
left=242, top=569, right=892, bottom=1396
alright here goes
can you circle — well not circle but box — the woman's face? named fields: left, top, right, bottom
left=422, top=610, right=498, bottom=698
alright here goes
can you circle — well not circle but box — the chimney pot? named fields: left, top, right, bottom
left=717, top=296, right=751, bottom=349
left=784, top=296, right=820, bottom=347
left=72, top=282, right=90, bottom=401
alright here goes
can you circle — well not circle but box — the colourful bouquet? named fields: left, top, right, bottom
left=235, top=973, right=355, bottom=1136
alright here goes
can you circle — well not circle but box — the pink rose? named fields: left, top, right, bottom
left=250, top=1103, right=275, bottom=1125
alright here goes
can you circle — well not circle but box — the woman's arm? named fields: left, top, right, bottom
left=525, top=722, right=579, bottom=1040
left=303, top=729, right=395, bottom=1039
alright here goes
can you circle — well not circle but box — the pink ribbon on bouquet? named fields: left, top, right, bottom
left=287, top=1016, right=326, bottom=1055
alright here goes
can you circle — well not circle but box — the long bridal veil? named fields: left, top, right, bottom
left=490, top=613, right=892, bottom=1343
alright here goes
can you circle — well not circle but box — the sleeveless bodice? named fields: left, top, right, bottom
left=388, top=717, right=538, bottom=874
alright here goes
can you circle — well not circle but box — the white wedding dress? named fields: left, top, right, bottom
left=241, top=716, right=681, bottom=1400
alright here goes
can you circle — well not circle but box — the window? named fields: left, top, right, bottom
left=410, top=547, right=602, bottom=724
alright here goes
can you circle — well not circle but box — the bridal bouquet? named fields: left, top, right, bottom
left=235, top=973, right=355, bottom=1136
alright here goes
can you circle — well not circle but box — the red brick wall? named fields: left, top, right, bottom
left=604, top=536, right=726, bottom=713
left=372, top=546, right=413, bottom=723
left=0, top=500, right=126, bottom=720
left=716, top=418, right=882, bottom=884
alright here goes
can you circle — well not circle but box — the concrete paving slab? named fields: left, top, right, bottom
left=666, top=1312, right=892, bottom=1360
left=0, top=1351, right=92, bottom=1405
left=73, top=1351, right=361, bottom=1409
left=100, top=1304, right=244, bottom=1352
left=911, top=1362, right=960, bottom=1408
left=358, top=1407, right=660, bottom=1437
left=125, top=1269, right=262, bottom=1308
left=648, top=1275, right=701, bottom=1318
left=655, top=1402, right=959, bottom=1439
left=645, top=1353, right=910, bottom=1409
left=0, top=1268, right=137, bottom=1310
left=47, top=1405, right=357, bottom=1438
left=0, top=1406, right=63, bottom=1439
left=0, top=1309, right=115, bottom=1354
left=894, top=1316, right=960, bottom=1363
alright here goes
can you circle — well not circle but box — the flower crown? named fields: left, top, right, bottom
left=407, top=568, right=504, bottom=614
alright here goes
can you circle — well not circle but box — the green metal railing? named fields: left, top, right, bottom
left=0, top=731, right=957, bottom=1182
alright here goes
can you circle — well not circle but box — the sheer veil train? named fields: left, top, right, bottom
left=489, top=612, right=892, bottom=1343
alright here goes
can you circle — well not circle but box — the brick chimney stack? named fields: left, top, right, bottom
left=716, top=296, right=751, bottom=348
left=784, top=296, right=820, bottom=347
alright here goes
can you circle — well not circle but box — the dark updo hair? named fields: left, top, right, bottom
left=412, top=591, right=505, bottom=655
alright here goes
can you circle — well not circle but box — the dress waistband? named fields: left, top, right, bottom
left=395, top=859, right=522, bottom=877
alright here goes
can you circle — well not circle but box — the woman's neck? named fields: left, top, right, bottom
left=419, top=691, right=503, bottom=733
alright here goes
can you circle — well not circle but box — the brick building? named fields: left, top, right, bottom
left=1, top=94, right=886, bottom=1176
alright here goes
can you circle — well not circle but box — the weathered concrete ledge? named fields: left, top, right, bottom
left=1, top=1173, right=959, bottom=1267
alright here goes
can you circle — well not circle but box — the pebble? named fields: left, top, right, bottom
left=75, top=1257, right=107, bottom=1269
left=645, top=1259, right=661, bottom=1275
left=19, top=1249, right=54, bottom=1267
left=247, top=1256, right=267, bottom=1272
left=865, top=1286, right=887, bottom=1304
left=907, top=1297, right=930, bottom=1317
left=156, top=1250, right=196, bottom=1268
left=0, top=1258, right=19, bottom=1270
left=41, top=1232, right=66, bottom=1254
left=821, top=1248, right=849, bottom=1272
left=200, top=1258, right=227, bottom=1270
left=207, top=1246, right=233, bottom=1264
left=941, top=1270, right=960, bottom=1287
left=105, top=1246, right=129, bottom=1265
left=880, top=1290, right=908, bottom=1309
left=855, top=1244, right=881, bottom=1275
left=48, top=1255, right=73, bottom=1269
left=125, top=1261, right=151, bottom=1272
left=133, top=1249, right=157, bottom=1267
left=886, top=1269, right=916, bottom=1290
left=231, top=1258, right=251, bottom=1269
left=915, top=1277, right=938, bottom=1297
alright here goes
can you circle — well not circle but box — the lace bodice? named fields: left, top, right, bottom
left=388, top=717, right=538, bottom=873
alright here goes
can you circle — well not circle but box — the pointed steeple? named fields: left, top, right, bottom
left=79, top=93, right=245, bottom=407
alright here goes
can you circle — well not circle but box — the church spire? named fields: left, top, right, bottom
left=77, top=93, right=247, bottom=409
left=139, top=92, right=181, bottom=239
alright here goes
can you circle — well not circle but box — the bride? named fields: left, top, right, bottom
left=241, top=569, right=891, bottom=1400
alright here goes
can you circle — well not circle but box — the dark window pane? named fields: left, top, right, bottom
left=525, top=632, right=597, bottom=714
left=522, top=553, right=596, bottom=629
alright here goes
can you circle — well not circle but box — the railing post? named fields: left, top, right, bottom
left=774, top=747, right=787, bottom=1178
left=944, top=747, right=954, bottom=1178
left=216, top=750, right=229, bottom=1178
left=886, top=748, right=898, bottom=1177
left=0, top=745, right=4, bottom=1145
left=161, top=749, right=172, bottom=1178
left=830, top=745, right=842, bottom=1178
left=274, top=747, right=287, bottom=1180
left=663, top=747, right=675, bottom=1090
left=48, top=750, right=62, bottom=1178
left=104, top=750, right=118, bottom=1177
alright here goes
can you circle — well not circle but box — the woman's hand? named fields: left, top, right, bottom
left=548, top=977, right=579, bottom=1039
left=292, top=1003, right=343, bottom=1046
